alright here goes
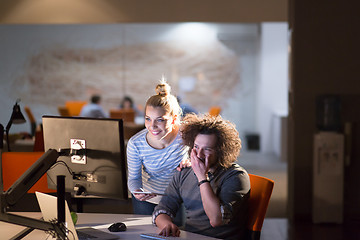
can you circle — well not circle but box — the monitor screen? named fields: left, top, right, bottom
left=43, top=116, right=128, bottom=200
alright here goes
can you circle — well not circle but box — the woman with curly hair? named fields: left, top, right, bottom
left=152, top=114, right=250, bottom=240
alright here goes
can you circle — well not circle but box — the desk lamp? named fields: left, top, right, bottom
left=5, top=99, right=26, bottom=152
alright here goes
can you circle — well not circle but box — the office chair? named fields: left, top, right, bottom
left=24, top=106, right=37, bottom=137
left=1, top=152, right=56, bottom=194
left=65, top=101, right=87, bottom=116
left=57, top=106, right=71, bottom=116
left=123, top=122, right=145, bottom=140
left=109, top=109, right=136, bottom=123
left=246, top=174, right=274, bottom=240
left=33, top=128, right=44, bottom=152
left=208, top=106, right=221, bottom=116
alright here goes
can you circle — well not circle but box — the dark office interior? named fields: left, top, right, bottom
left=1, top=0, right=360, bottom=239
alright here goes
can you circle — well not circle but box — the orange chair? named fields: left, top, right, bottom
left=110, top=109, right=136, bottom=123
left=208, top=106, right=221, bottom=116
left=246, top=174, right=274, bottom=240
left=65, top=101, right=87, bottom=116
left=24, top=106, right=37, bottom=137
left=1, top=152, right=56, bottom=194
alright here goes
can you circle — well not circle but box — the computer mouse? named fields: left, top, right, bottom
left=108, top=222, right=127, bottom=232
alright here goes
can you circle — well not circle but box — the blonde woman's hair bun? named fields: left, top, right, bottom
left=146, top=75, right=182, bottom=120
left=155, top=76, right=171, bottom=97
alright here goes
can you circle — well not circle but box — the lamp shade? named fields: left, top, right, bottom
left=5, top=100, right=27, bottom=151
left=10, top=103, right=26, bottom=124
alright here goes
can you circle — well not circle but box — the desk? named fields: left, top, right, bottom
left=4, top=139, right=35, bottom=152
left=0, top=212, right=220, bottom=239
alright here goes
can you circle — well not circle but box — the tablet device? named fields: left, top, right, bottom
left=131, top=191, right=165, bottom=196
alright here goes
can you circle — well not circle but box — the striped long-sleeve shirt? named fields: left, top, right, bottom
left=127, top=128, right=189, bottom=204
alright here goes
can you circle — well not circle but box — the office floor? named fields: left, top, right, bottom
left=239, top=151, right=288, bottom=240
left=238, top=151, right=288, bottom=218
left=239, top=151, right=360, bottom=240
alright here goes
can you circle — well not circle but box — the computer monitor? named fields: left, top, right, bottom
left=42, top=116, right=128, bottom=200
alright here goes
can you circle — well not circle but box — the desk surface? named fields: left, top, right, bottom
left=1, top=212, right=220, bottom=239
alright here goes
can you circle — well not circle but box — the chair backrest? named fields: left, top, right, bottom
left=65, top=101, right=87, bottom=116
left=1, top=152, right=56, bottom=193
left=246, top=174, right=274, bottom=240
left=24, top=106, right=36, bottom=124
left=208, top=106, right=221, bottom=116
left=123, top=122, right=145, bottom=140
left=58, top=106, right=71, bottom=116
left=24, top=106, right=37, bottom=136
left=110, top=109, right=136, bottom=123
left=33, top=128, right=45, bottom=152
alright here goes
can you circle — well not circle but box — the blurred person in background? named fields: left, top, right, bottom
left=80, top=94, right=108, bottom=118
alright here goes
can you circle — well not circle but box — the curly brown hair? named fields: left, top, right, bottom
left=180, top=113, right=242, bottom=168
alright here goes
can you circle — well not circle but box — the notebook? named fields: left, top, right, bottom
left=35, top=191, right=118, bottom=240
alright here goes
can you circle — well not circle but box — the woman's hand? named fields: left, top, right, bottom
left=176, top=158, right=191, bottom=171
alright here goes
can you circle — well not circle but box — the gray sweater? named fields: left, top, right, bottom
left=153, top=163, right=250, bottom=240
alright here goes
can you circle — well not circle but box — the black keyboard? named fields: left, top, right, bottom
left=140, top=233, right=186, bottom=240
left=77, top=230, right=98, bottom=239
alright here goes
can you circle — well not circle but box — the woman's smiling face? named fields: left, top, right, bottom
left=145, top=106, right=175, bottom=141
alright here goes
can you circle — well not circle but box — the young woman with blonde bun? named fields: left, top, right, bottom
left=127, top=79, right=189, bottom=217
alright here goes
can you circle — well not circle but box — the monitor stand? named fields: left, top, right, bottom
left=0, top=126, right=66, bottom=239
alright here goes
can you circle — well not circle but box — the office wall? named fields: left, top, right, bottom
left=0, top=24, right=259, bottom=140
left=0, top=1, right=289, bottom=154
left=0, top=0, right=287, bottom=23
left=0, top=23, right=289, bottom=155
left=289, top=0, right=360, bottom=221
left=257, top=23, right=289, bottom=153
